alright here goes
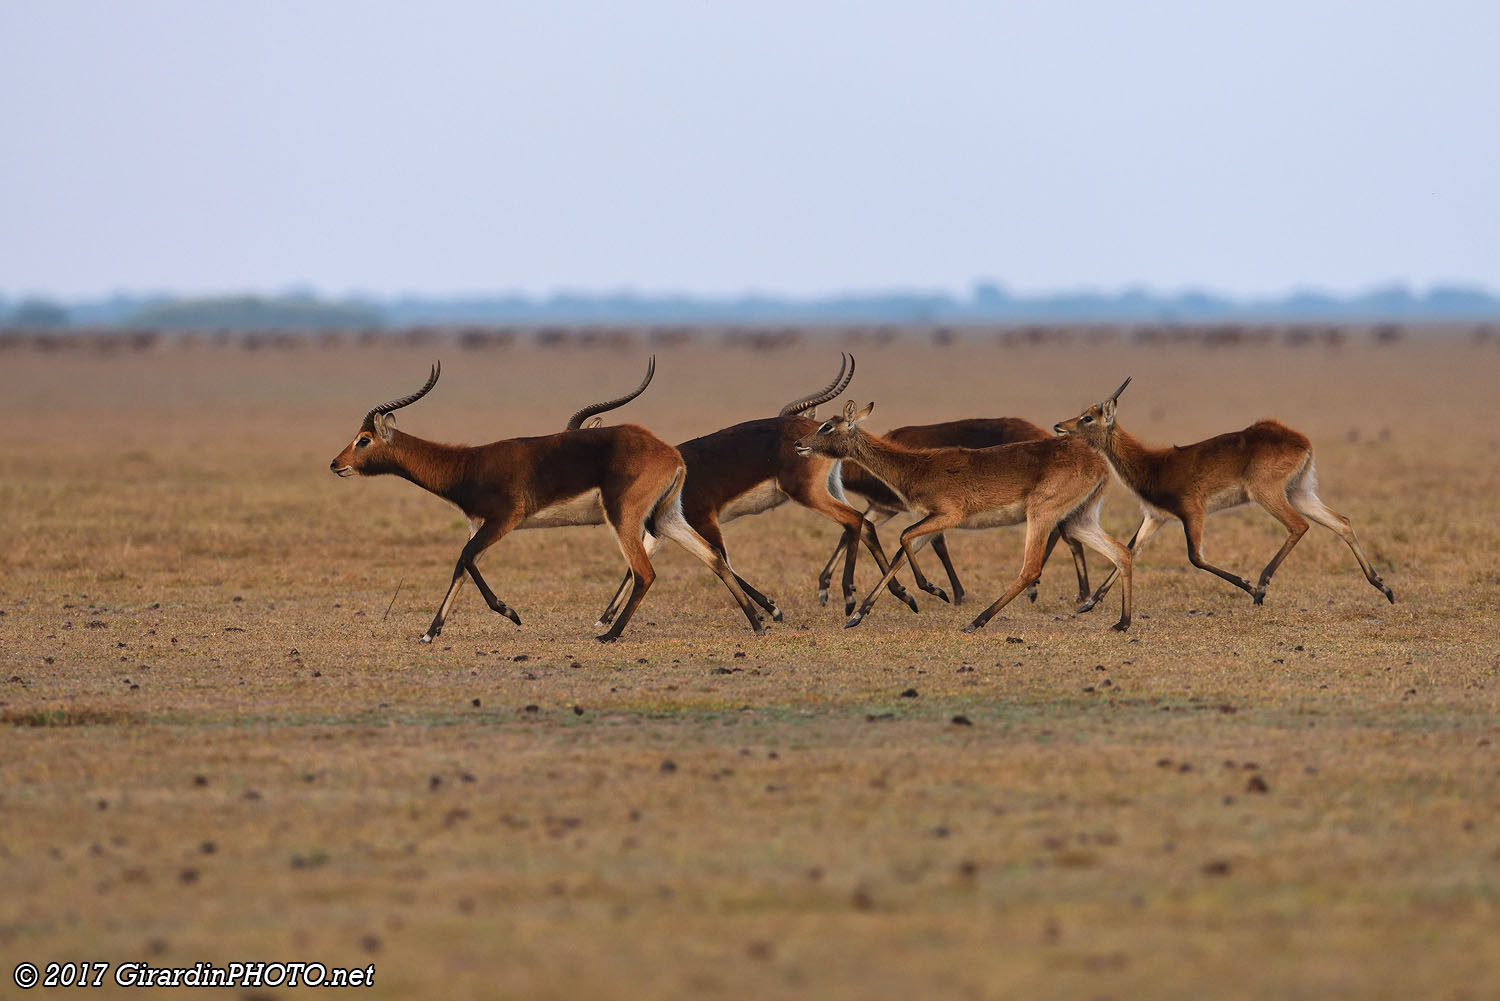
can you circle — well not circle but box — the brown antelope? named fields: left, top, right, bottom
left=328, top=361, right=764, bottom=643
left=592, top=354, right=920, bottom=626
left=1053, top=378, right=1394, bottom=609
left=794, top=401, right=1133, bottom=631
left=817, top=417, right=1092, bottom=608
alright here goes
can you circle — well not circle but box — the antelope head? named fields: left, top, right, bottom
left=793, top=400, right=875, bottom=458
left=329, top=362, right=441, bottom=477
left=1053, top=376, right=1131, bottom=445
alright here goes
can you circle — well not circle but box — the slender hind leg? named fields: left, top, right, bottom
left=1289, top=469, right=1395, bottom=602
left=1080, top=510, right=1164, bottom=612
left=596, top=532, right=660, bottom=627
left=1246, top=484, right=1309, bottom=605
left=1059, top=502, right=1132, bottom=631
left=694, top=512, right=782, bottom=622
left=595, top=510, right=660, bottom=643
left=650, top=473, right=765, bottom=636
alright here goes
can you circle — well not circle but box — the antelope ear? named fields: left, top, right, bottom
left=1099, top=399, right=1116, bottom=428
left=843, top=400, right=857, bottom=422
left=375, top=412, right=397, bottom=441
left=854, top=401, right=874, bottom=423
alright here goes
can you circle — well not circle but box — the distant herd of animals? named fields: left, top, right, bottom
left=328, top=355, right=1395, bottom=643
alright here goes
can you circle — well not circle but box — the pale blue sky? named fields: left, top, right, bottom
left=2, top=0, right=1496, bottom=300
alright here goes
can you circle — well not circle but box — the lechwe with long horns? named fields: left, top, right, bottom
left=590, top=354, right=919, bottom=626
left=329, top=361, right=765, bottom=643
left=1052, top=378, right=1394, bottom=609
left=814, top=416, right=1094, bottom=609
left=793, top=401, right=1133, bottom=632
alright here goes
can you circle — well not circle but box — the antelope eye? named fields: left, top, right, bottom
left=356, top=436, right=371, bottom=447
left=1081, top=415, right=1094, bottom=424
left=818, top=422, right=833, bottom=435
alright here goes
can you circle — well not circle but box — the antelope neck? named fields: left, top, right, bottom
left=382, top=431, right=471, bottom=501
left=1098, top=426, right=1160, bottom=490
left=842, top=432, right=922, bottom=498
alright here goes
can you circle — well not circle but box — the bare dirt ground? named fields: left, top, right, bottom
left=2, top=327, right=1498, bottom=1000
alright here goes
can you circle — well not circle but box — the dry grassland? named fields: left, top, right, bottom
left=1, top=329, right=1498, bottom=1000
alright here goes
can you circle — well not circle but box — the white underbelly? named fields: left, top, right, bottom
left=956, top=500, right=1028, bottom=530
left=720, top=479, right=789, bottom=523
left=517, top=490, right=608, bottom=530
left=1204, top=485, right=1250, bottom=515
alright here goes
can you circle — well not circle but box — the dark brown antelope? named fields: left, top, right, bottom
left=1053, top=378, right=1394, bottom=609
left=329, top=361, right=764, bottom=643
left=592, top=354, right=919, bottom=626
left=794, top=402, right=1133, bottom=632
left=817, top=417, right=1092, bottom=608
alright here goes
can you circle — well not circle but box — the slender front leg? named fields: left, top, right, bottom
left=963, top=517, right=1050, bottom=633
left=899, top=532, right=949, bottom=604
left=929, top=533, right=964, bottom=605
left=594, top=571, right=633, bottom=628
left=421, top=516, right=521, bottom=643
left=1064, top=532, right=1092, bottom=604
left=1181, top=507, right=1255, bottom=596
left=846, top=512, right=960, bottom=628
left=818, top=505, right=892, bottom=604
left=856, top=517, right=920, bottom=614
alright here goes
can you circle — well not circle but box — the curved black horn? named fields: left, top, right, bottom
left=1109, top=376, right=1132, bottom=402
left=565, top=356, right=656, bottom=430
left=779, top=353, right=855, bottom=416
left=362, top=362, right=441, bottom=430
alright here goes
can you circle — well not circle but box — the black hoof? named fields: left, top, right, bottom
left=959, top=621, right=980, bottom=634
left=504, top=609, right=522, bottom=625
left=771, top=607, right=784, bottom=623
left=1383, top=586, right=1395, bottom=603
left=844, top=600, right=856, bottom=617
left=844, top=613, right=864, bottom=629
left=1251, top=589, right=1266, bottom=606
left=817, top=588, right=829, bottom=606
left=901, top=593, right=920, bottom=614
left=1026, top=589, right=1038, bottom=604
left=1111, top=620, right=1130, bottom=632
left=922, top=585, right=950, bottom=604
left=1076, top=599, right=1097, bottom=614
left=594, top=633, right=619, bottom=644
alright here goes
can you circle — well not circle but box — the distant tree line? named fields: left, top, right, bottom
left=3, top=281, right=1498, bottom=330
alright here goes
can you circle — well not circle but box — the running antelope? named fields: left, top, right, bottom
left=817, top=417, right=1092, bottom=608
left=1053, top=378, right=1394, bottom=609
left=794, top=402, right=1133, bottom=632
left=328, top=361, right=764, bottom=643
left=591, top=354, right=919, bottom=626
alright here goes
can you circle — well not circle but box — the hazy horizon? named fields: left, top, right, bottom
left=4, top=1, right=1497, bottom=301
